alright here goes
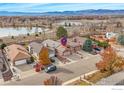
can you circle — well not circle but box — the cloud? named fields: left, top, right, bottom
left=0, top=3, right=124, bottom=12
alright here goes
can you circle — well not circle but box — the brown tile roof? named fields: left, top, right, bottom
left=5, top=44, right=31, bottom=62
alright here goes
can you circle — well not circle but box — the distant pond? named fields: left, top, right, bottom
left=0, top=27, right=47, bottom=37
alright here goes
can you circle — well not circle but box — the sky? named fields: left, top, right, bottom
left=0, top=3, right=124, bottom=13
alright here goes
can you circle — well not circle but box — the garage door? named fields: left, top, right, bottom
left=15, top=59, right=27, bottom=66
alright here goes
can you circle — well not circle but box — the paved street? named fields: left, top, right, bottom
left=2, top=54, right=101, bottom=85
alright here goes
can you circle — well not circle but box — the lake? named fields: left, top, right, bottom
left=0, top=27, right=47, bottom=37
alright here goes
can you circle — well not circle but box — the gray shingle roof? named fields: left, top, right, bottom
left=29, top=42, right=43, bottom=54
left=42, top=39, right=60, bottom=48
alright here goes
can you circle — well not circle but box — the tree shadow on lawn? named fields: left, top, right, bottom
left=48, top=67, right=74, bottom=74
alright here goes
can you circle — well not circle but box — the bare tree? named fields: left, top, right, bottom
left=43, top=76, right=62, bottom=85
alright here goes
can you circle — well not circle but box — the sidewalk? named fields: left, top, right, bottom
left=62, top=70, right=99, bottom=85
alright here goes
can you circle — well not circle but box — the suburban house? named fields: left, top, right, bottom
left=56, top=36, right=86, bottom=56
left=56, top=45, right=72, bottom=56
left=90, top=34, right=117, bottom=45
left=41, top=39, right=71, bottom=57
left=105, top=32, right=117, bottom=39
left=28, top=42, right=43, bottom=59
left=90, top=35, right=107, bottom=42
left=28, top=41, right=56, bottom=59
left=42, top=39, right=61, bottom=57
left=67, top=36, right=86, bottom=52
left=5, top=44, right=31, bottom=66
left=29, top=37, right=85, bottom=58
left=57, top=36, right=86, bottom=56
left=42, top=39, right=61, bottom=49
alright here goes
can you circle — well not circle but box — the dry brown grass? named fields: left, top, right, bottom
left=68, top=80, right=91, bottom=86
left=86, top=71, right=112, bottom=83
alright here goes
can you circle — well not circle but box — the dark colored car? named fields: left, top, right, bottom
left=44, top=64, right=57, bottom=73
left=94, top=47, right=101, bottom=51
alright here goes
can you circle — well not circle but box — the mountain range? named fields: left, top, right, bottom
left=0, top=9, right=124, bottom=16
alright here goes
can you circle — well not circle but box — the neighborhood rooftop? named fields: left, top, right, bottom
left=5, top=44, right=31, bottom=62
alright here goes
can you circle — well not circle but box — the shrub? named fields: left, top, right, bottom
left=11, top=36, right=14, bottom=39
left=30, top=56, right=34, bottom=62
left=35, top=33, right=39, bottom=37
left=0, top=43, right=7, bottom=49
left=97, top=41, right=109, bottom=48
left=27, top=33, right=30, bottom=36
left=39, top=32, right=42, bottom=35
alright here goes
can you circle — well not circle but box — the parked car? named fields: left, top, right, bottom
left=94, top=47, right=101, bottom=51
left=44, top=64, right=57, bottom=73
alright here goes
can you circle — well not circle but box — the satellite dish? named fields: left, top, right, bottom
left=61, top=36, right=67, bottom=46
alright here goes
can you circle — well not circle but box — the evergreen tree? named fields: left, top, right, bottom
left=56, top=26, right=68, bottom=39
left=83, top=39, right=92, bottom=52
left=0, top=43, right=7, bottom=49
left=118, top=35, right=124, bottom=45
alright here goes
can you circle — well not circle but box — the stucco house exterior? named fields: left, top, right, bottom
left=56, top=45, right=72, bottom=56
left=68, top=36, right=86, bottom=52
left=5, top=44, right=31, bottom=66
left=28, top=42, right=43, bottom=59
left=28, top=41, right=56, bottom=59
left=42, top=39, right=61, bottom=57
left=57, top=36, right=86, bottom=56
left=29, top=37, right=85, bottom=58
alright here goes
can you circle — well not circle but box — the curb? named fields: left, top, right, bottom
left=62, top=70, right=99, bottom=85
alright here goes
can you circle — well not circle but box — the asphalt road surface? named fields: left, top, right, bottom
left=3, top=55, right=101, bottom=85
